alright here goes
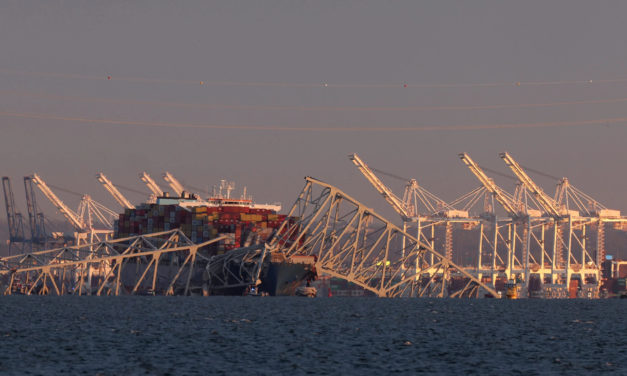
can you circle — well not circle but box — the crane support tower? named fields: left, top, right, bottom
left=96, top=173, right=135, bottom=210
left=24, top=176, right=47, bottom=248
left=2, top=177, right=27, bottom=254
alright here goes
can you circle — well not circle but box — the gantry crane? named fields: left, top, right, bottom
left=24, top=176, right=47, bottom=249
left=31, top=173, right=83, bottom=231
left=76, top=195, right=118, bottom=229
left=459, top=153, right=521, bottom=282
left=553, top=177, right=620, bottom=218
left=459, top=153, right=549, bottom=287
left=349, top=154, right=413, bottom=221
left=349, top=153, right=466, bottom=264
left=163, top=172, right=186, bottom=197
left=139, top=172, right=164, bottom=197
left=349, top=153, right=419, bottom=266
left=96, top=173, right=135, bottom=210
left=553, top=177, right=624, bottom=267
left=31, top=173, right=116, bottom=245
left=2, top=177, right=27, bottom=254
left=459, top=153, right=521, bottom=217
left=499, top=152, right=589, bottom=289
left=499, top=152, right=564, bottom=218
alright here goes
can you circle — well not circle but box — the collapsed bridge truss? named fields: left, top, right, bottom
left=0, top=230, right=224, bottom=296
left=0, top=177, right=503, bottom=298
left=269, top=177, right=499, bottom=298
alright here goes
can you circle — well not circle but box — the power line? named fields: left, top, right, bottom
left=2, top=110, right=627, bottom=132
left=5, top=88, right=627, bottom=113
left=3, top=68, right=627, bottom=89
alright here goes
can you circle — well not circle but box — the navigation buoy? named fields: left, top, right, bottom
left=403, top=84, right=408, bottom=88
left=107, top=76, right=111, bottom=80
left=199, top=81, right=204, bottom=85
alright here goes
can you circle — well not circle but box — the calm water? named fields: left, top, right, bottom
left=0, top=297, right=625, bottom=375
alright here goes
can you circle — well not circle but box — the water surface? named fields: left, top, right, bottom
left=0, top=297, right=624, bottom=375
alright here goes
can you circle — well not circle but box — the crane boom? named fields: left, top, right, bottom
left=30, top=173, right=84, bottom=231
left=499, top=152, right=561, bottom=217
left=139, top=172, right=163, bottom=196
left=349, top=153, right=411, bottom=220
left=163, top=172, right=185, bottom=197
left=458, top=153, right=519, bottom=216
left=96, top=173, right=135, bottom=210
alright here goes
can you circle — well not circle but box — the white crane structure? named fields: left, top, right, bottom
left=31, top=174, right=83, bottom=231
left=499, top=152, right=565, bottom=217
left=459, top=153, right=522, bottom=217
left=163, top=172, right=186, bottom=197
left=554, top=178, right=621, bottom=218
left=497, top=152, right=627, bottom=296
left=553, top=177, right=623, bottom=268
left=30, top=173, right=115, bottom=245
left=96, top=173, right=135, bottom=210
left=458, top=153, right=555, bottom=292
left=349, top=153, right=473, bottom=265
left=139, top=172, right=163, bottom=203
left=499, top=152, right=572, bottom=290
left=349, top=154, right=411, bottom=220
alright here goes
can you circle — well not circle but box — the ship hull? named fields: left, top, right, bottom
left=259, top=261, right=316, bottom=296
left=111, top=259, right=314, bottom=296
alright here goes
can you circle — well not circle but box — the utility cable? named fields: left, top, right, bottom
left=5, top=89, right=627, bottom=113
left=2, top=110, right=626, bottom=132
left=3, top=68, right=627, bottom=89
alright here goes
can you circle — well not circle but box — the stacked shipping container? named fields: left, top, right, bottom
left=114, top=203, right=288, bottom=254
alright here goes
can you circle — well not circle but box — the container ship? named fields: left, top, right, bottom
left=113, top=187, right=316, bottom=296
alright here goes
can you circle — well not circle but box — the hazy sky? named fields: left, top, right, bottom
left=2, top=1, right=627, bottom=223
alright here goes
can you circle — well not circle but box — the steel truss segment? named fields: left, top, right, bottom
left=0, top=230, right=225, bottom=296
left=270, top=177, right=500, bottom=298
left=203, top=244, right=268, bottom=292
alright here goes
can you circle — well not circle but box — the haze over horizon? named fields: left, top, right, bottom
left=2, top=1, right=627, bottom=226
